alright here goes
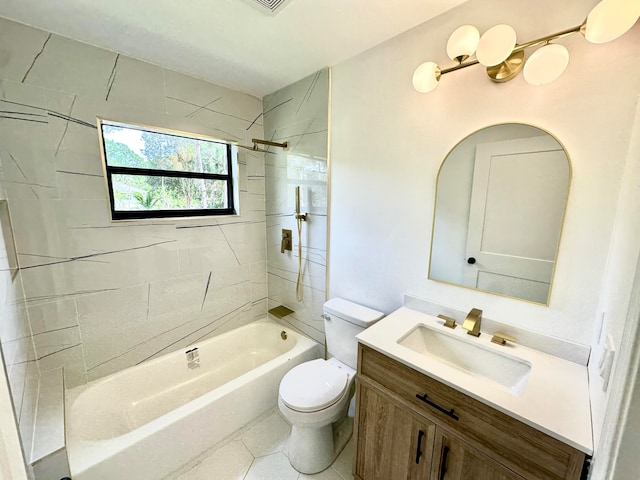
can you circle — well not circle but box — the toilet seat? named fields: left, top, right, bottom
left=280, top=359, right=349, bottom=412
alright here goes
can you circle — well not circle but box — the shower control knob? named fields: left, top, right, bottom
left=467, top=257, right=476, bottom=264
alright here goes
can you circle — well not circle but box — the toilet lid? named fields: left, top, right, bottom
left=280, top=359, right=349, bottom=412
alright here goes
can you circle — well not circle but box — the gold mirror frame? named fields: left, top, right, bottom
left=428, top=123, right=571, bottom=305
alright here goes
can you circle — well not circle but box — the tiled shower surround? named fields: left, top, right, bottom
left=263, top=70, right=329, bottom=345
left=0, top=15, right=277, bottom=459
left=0, top=15, right=330, bottom=472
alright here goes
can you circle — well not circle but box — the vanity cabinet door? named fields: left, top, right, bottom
left=431, top=429, right=525, bottom=480
left=355, top=379, right=436, bottom=480
left=358, top=343, right=585, bottom=480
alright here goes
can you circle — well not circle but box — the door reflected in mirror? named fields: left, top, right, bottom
left=429, top=124, right=571, bottom=305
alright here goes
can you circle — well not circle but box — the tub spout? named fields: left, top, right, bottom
left=186, top=348, right=200, bottom=369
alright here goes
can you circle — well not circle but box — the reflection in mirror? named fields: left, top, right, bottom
left=429, top=124, right=570, bottom=305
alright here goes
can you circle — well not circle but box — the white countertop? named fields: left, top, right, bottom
left=356, top=306, right=593, bottom=455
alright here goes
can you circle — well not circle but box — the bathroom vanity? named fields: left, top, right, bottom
left=353, top=307, right=592, bottom=480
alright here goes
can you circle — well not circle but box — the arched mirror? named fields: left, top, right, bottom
left=428, top=123, right=571, bottom=305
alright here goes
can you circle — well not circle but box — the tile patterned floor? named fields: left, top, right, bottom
left=168, top=409, right=355, bottom=480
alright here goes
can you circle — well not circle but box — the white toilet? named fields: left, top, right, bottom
left=278, top=298, right=384, bottom=474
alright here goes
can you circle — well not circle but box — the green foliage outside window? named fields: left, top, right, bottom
left=100, top=122, right=234, bottom=217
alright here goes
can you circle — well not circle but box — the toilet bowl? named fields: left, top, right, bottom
left=277, top=298, right=384, bottom=474
left=278, top=358, right=356, bottom=474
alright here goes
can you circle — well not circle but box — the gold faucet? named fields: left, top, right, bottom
left=437, top=314, right=457, bottom=329
left=491, top=332, right=517, bottom=346
left=462, top=308, right=482, bottom=337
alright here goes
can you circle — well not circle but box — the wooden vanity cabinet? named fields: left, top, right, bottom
left=431, top=429, right=525, bottom=480
left=355, top=381, right=435, bottom=480
left=354, top=344, right=586, bottom=480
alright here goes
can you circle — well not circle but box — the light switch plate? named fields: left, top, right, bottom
left=601, top=334, right=616, bottom=391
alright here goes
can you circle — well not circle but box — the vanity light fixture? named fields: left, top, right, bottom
left=412, top=0, right=640, bottom=92
left=523, top=44, right=570, bottom=86
left=446, top=25, right=480, bottom=63
left=475, top=24, right=517, bottom=67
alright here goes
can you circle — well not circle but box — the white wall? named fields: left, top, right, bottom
left=589, top=97, right=640, bottom=478
left=329, top=1, right=640, bottom=473
left=612, top=359, right=640, bottom=478
left=329, top=0, right=640, bottom=346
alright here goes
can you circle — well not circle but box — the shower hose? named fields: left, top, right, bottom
left=295, top=214, right=304, bottom=302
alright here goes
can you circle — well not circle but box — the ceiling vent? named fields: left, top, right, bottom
left=242, top=0, right=293, bottom=15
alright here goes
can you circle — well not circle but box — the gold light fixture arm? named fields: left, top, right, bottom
left=439, top=23, right=584, bottom=80
left=513, top=24, right=583, bottom=53
left=414, top=1, right=640, bottom=92
left=440, top=59, right=479, bottom=75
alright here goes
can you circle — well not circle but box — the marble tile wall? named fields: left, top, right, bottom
left=263, top=69, right=329, bottom=344
left=0, top=15, right=268, bottom=452
left=0, top=188, right=39, bottom=461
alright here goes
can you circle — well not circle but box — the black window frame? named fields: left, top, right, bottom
left=97, top=119, right=237, bottom=220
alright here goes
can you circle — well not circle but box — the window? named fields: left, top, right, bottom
left=98, top=119, right=237, bottom=220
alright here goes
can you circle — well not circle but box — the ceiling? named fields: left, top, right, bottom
left=0, top=0, right=468, bottom=97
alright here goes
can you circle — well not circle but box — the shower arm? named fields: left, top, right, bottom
left=251, top=138, right=289, bottom=150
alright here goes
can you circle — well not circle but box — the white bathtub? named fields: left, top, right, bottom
left=66, top=318, right=320, bottom=480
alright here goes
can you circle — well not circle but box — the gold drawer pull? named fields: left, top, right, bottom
left=416, top=393, right=459, bottom=421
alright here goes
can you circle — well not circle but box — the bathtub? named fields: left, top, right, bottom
left=66, top=318, right=320, bottom=480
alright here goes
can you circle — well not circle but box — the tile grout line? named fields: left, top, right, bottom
left=242, top=456, right=256, bottom=480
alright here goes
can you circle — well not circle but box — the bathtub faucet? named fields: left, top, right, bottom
left=186, top=347, right=200, bottom=369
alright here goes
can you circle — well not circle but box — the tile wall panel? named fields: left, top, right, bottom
left=262, top=69, right=329, bottom=345
left=0, top=190, right=39, bottom=467
left=0, top=16, right=267, bottom=463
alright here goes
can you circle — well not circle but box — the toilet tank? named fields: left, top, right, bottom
left=323, top=298, right=384, bottom=369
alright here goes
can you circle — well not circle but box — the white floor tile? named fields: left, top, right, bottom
left=244, top=452, right=299, bottom=480
left=331, top=435, right=355, bottom=480
left=241, top=411, right=291, bottom=457
left=298, top=467, right=346, bottom=480
left=176, top=440, right=253, bottom=480
left=172, top=410, right=355, bottom=480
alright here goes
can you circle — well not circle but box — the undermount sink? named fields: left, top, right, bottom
left=397, top=325, right=532, bottom=395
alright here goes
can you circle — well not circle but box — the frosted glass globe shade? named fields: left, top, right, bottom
left=584, top=0, right=640, bottom=43
left=412, top=62, right=441, bottom=93
left=523, top=44, right=570, bottom=86
left=476, top=24, right=517, bottom=66
left=446, top=25, right=480, bottom=60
